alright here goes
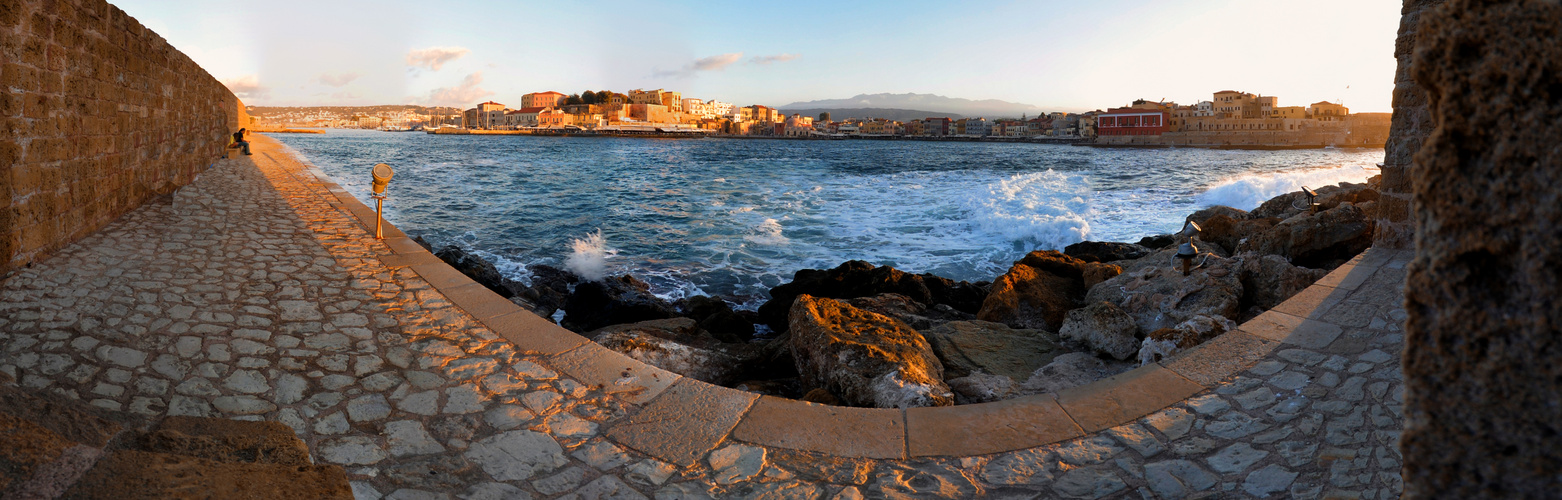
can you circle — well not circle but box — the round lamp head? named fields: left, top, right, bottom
left=1179, top=220, right=1202, bottom=239
left=371, top=163, right=394, bottom=194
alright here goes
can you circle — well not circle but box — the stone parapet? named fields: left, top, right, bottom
left=0, top=0, right=245, bottom=277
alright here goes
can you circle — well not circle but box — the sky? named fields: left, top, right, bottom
left=113, top=0, right=1403, bottom=113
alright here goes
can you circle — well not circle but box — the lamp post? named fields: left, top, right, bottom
left=370, top=163, right=394, bottom=239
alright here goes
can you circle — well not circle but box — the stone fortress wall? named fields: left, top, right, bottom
left=1374, top=0, right=1445, bottom=249
left=1, top=0, right=247, bottom=277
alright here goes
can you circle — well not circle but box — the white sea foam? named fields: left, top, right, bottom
left=744, top=218, right=790, bottom=246
left=1197, top=164, right=1379, bottom=211
left=965, top=170, right=1093, bottom=250
left=565, top=229, right=615, bottom=281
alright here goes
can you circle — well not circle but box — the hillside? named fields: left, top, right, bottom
left=782, top=108, right=965, bottom=122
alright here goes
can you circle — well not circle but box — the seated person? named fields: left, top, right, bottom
left=231, top=128, right=252, bottom=155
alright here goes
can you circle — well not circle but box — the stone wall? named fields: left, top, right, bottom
left=1374, top=0, right=1446, bottom=248
left=1, top=0, right=246, bottom=277
left=1400, top=0, right=1562, bottom=497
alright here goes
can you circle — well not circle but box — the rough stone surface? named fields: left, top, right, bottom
left=1400, top=0, right=1562, bottom=497
left=1059, top=301, right=1141, bottom=361
left=977, top=251, right=1121, bottom=331
left=921, top=320, right=1062, bottom=380
left=787, top=295, right=953, bottom=408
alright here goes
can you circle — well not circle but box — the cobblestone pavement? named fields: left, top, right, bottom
left=0, top=135, right=1408, bottom=499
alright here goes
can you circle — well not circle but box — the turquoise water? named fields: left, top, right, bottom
left=274, top=130, right=1383, bottom=307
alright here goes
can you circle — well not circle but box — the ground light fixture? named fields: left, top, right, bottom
left=1301, top=186, right=1320, bottom=214
left=371, top=163, right=394, bottom=239
left=1175, top=220, right=1201, bottom=276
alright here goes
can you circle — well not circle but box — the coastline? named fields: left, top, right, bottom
left=415, top=127, right=1389, bottom=149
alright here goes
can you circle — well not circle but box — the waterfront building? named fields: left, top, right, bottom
left=1097, top=107, right=1169, bottom=136
left=521, top=92, right=566, bottom=109
left=537, top=108, right=576, bottom=128
left=1310, top=101, right=1349, bottom=121
left=1272, top=106, right=1308, bottom=119
left=964, top=117, right=990, bottom=137
left=923, top=117, right=951, bottom=136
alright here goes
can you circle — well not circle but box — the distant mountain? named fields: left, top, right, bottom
left=781, top=108, right=965, bottom=122
left=779, top=93, right=1046, bottom=119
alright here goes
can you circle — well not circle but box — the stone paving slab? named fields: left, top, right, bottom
left=0, top=135, right=1410, bottom=499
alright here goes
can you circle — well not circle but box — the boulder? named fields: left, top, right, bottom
left=976, top=251, right=1122, bottom=331
left=757, top=261, right=985, bottom=333
left=1064, top=241, right=1153, bottom=263
left=921, top=320, right=1064, bottom=380
left=1138, top=315, right=1237, bottom=365
left=681, top=296, right=755, bottom=343
left=1137, top=234, right=1176, bottom=249
left=1237, top=203, right=1375, bottom=269
left=846, top=293, right=976, bottom=331
left=514, top=264, right=577, bottom=319
left=590, top=318, right=759, bottom=385
left=918, top=274, right=989, bottom=314
left=1017, top=353, right=1130, bottom=395
left=1186, top=205, right=1252, bottom=225
left=1196, top=215, right=1281, bottom=257
left=1083, top=248, right=1244, bottom=335
left=1236, top=252, right=1329, bottom=310
left=1058, top=301, right=1141, bottom=361
left=788, top=295, right=953, bottom=408
left=946, top=371, right=1019, bottom=404
left=560, top=275, right=678, bottom=333
left=434, top=245, right=519, bottom=298
left=1251, top=182, right=1378, bottom=220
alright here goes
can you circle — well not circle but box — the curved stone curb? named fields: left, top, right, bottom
left=301, top=146, right=1403, bottom=463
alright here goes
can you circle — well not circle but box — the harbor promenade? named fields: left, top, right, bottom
left=0, top=135, right=1410, bottom=499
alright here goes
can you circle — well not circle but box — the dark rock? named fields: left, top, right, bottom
left=922, top=320, right=1063, bottom=380
left=1401, top=1, right=1562, bottom=496
left=1237, top=203, right=1375, bottom=269
left=1137, top=234, right=1176, bottom=249
left=1064, top=241, right=1154, bottom=263
left=1251, top=183, right=1378, bottom=221
left=138, top=417, right=311, bottom=466
left=681, top=296, right=755, bottom=343
left=788, top=295, right=953, bottom=408
left=918, top=274, right=989, bottom=314
left=63, top=449, right=354, bottom=500
left=412, top=235, right=435, bottom=251
left=976, top=251, right=1122, bottom=331
left=516, top=264, right=577, bottom=317
left=759, top=261, right=950, bottom=333
left=1058, top=301, right=1141, bottom=361
left=590, top=318, right=760, bottom=385
left=1236, top=252, right=1329, bottom=311
left=434, top=245, right=515, bottom=298
left=560, top=275, right=678, bottom=333
left=801, top=388, right=842, bottom=406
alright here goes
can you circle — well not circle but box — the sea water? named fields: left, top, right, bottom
left=274, top=130, right=1384, bottom=308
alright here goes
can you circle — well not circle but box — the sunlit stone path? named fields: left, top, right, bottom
left=0, top=134, right=1409, bottom=499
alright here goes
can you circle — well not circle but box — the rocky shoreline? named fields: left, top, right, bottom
left=414, top=177, right=1381, bottom=409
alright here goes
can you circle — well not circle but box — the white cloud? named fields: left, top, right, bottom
left=406, top=46, right=471, bottom=71
left=318, top=72, right=360, bottom=87
left=422, top=72, right=494, bottom=107
left=654, top=52, right=744, bottom=78
left=221, top=75, right=270, bottom=99
left=749, top=53, right=799, bottom=65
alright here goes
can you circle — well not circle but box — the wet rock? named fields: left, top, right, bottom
left=758, top=261, right=933, bottom=333
left=1083, top=248, right=1243, bottom=335
left=1237, top=252, right=1329, bottom=310
left=788, top=295, right=953, bottom=408
left=922, top=320, right=1063, bottom=380
left=756, top=261, right=988, bottom=332
left=1238, top=203, right=1375, bottom=269
left=1059, top=301, right=1141, bottom=361
left=434, top=245, right=514, bottom=297
left=561, top=275, right=678, bottom=333
left=917, top=274, right=989, bottom=314
left=681, top=296, right=755, bottom=343
left=977, top=251, right=1122, bottom=331
left=1186, top=205, right=1252, bottom=225
left=1064, top=241, right=1153, bottom=263
left=516, top=264, right=577, bottom=318
left=590, top=318, right=761, bottom=385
